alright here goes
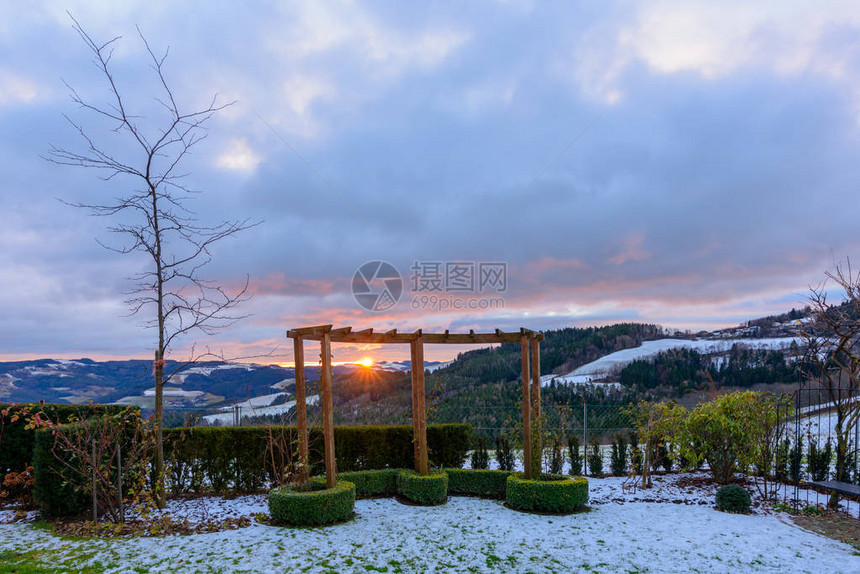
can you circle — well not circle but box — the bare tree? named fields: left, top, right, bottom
left=45, top=16, right=256, bottom=507
left=799, top=259, right=860, bottom=507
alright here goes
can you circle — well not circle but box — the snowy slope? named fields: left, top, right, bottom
left=542, top=337, right=800, bottom=387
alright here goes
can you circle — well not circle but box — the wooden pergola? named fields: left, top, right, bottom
left=287, top=325, right=544, bottom=487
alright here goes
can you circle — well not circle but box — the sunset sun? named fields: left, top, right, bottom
left=356, top=357, right=374, bottom=368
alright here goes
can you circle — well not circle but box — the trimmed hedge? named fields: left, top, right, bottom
left=397, top=470, right=448, bottom=505
left=506, top=474, right=589, bottom=513
left=268, top=480, right=355, bottom=526
left=33, top=423, right=90, bottom=517
left=0, top=403, right=132, bottom=474
left=715, top=484, right=751, bottom=514
left=336, top=469, right=404, bottom=498
left=445, top=468, right=513, bottom=499
left=163, top=424, right=470, bottom=494
left=33, top=411, right=148, bottom=518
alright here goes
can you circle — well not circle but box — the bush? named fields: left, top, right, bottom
left=397, top=470, right=448, bottom=505
left=587, top=438, right=603, bottom=478
left=470, top=435, right=489, bottom=470
left=268, top=480, right=355, bottom=526
left=337, top=469, right=402, bottom=498
left=162, top=423, right=471, bottom=494
left=495, top=436, right=515, bottom=471
left=566, top=435, right=582, bottom=476
left=33, top=411, right=154, bottom=519
left=679, top=391, right=766, bottom=484
left=789, top=440, right=803, bottom=483
left=445, top=468, right=512, bottom=499
left=547, top=437, right=564, bottom=475
left=506, top=474, right=588, bottom=513
left=808, top=438, right=832, bottom=482
left=610, top=434, right=627, bottom=476
left=629, top=432, right=643, bottom=474
left=0, top=403, right=132, bottom=474
left=715, top=484, right=751, bottom=514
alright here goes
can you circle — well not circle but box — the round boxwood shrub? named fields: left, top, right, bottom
left=506, top=473, right=588, bottom=513
left=715, top=484, right=751, bottom=514
left=397, top=470, right=448, bottom=505
left=268, top=479, right=355, bottom=526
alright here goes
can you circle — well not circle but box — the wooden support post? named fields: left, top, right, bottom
left=410, top=340, right=420, bottom=472
left=320, top=332, right=337, bottom=488
left=293, top=336, right=309, bottom=484
left=415, top=336, right=428, bottom=475
left=531, top=336, right=542, bottom=478
left=521, top=336, right=532, bottom=479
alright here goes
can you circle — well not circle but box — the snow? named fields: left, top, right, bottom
left=1, top=472, right=858, bottom=573
left=143, top=387, right=205, bottom=398
left=218, top=392, right=286, bottom=410
left=543, top=337, right=800, bottom=387
left=201, top=395, right=319, bottom=426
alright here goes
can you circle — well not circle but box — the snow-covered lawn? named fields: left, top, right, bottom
left=1, top=473, right=858, bottom=573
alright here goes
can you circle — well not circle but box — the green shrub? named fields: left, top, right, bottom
left=587, top=438, right=603, bottom=478
left=495, top=435, right=515, bottom=471
left=268, top=480, right=355, bottom=526
left=506, top=473, right=588, bottom=513
left=397, top=470, right=448, bottom=505
left=629, top=432, right=643, bottom=474
left=445, top=468, right=512, bottom=498
left=33, top=410, right=152, bottom=519
left=610, top=434, right=627, bottom=476
left=337, top=469, right=403, bottom=498
left=33, top=424, right=89, bottom=517
left=808, top=438, right=832, bottom=482
left=1, top=403, right=132, bottom=474
left=566, top=435, right=582, bottom=476
left=547, top=437, right=564, bottom=475
left=789, top=440, right=803, bottom=483
left=470, top=435, right=489, bottom=470
left=715, top=484, right=751, bottom=514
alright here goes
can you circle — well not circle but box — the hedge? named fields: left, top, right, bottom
left=444, top=468, right=513, bottom=499
left=397, top=470, right=448, bottom=505
left=336, top=469, right=404, bottom=498
left=506, top=474, right=589, bottom=513
left=0, top=403, right=132, bottom=474
left=268, top=480, right=355, bottom=526
left=163, top=424, right=470, bottom=494
left=715, top=484, right=751, bottom=514
left=33, top=412, right=147, bottom=518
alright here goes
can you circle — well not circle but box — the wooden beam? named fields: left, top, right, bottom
left=293, top=336, right=309, bottom=484
left=287, top=324, right=332, bottom=338
left=530, top=336, right=542, bottom=479
left=410, top=339, right=421, bottom=472
left=320, top=332, right=337, bottom=488
left=415, top=335, right=428, bottom=475
left=521, top=336, right=532, bottom=480
left=295, top=330, right=526, bottom=344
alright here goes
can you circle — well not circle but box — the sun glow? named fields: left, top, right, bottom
left=356, top=357, right=374, bottom=368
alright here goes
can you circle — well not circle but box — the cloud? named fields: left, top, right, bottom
left=0, top=71, right=40, bottom=106
left=215, top=138, right=262, bottom=172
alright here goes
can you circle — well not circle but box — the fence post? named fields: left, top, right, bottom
left=117, top=442, right=124, bottom=523
left=583, top=400, right=588, bottom=477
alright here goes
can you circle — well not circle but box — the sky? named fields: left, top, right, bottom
left=2, top=1, right=860, bottom=364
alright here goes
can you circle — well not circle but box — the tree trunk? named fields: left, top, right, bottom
left=154, top=349, right=165, bottom=508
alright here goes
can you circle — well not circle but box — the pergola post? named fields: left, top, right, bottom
left=521, top=334, right=533, bottom=479
left=411, top=334, right=428, bottom=475
left=320, top=331, right=337, bottom=488
left=530, top=336, right=542, bottom=478
left=293, top=335, right=309, bottom=484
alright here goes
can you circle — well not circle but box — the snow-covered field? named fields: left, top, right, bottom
left=1, top=472, right=857, bottom=573
left=542, top=337, right=800, bottom=387
left=201, top=395, right=319, bottom=426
